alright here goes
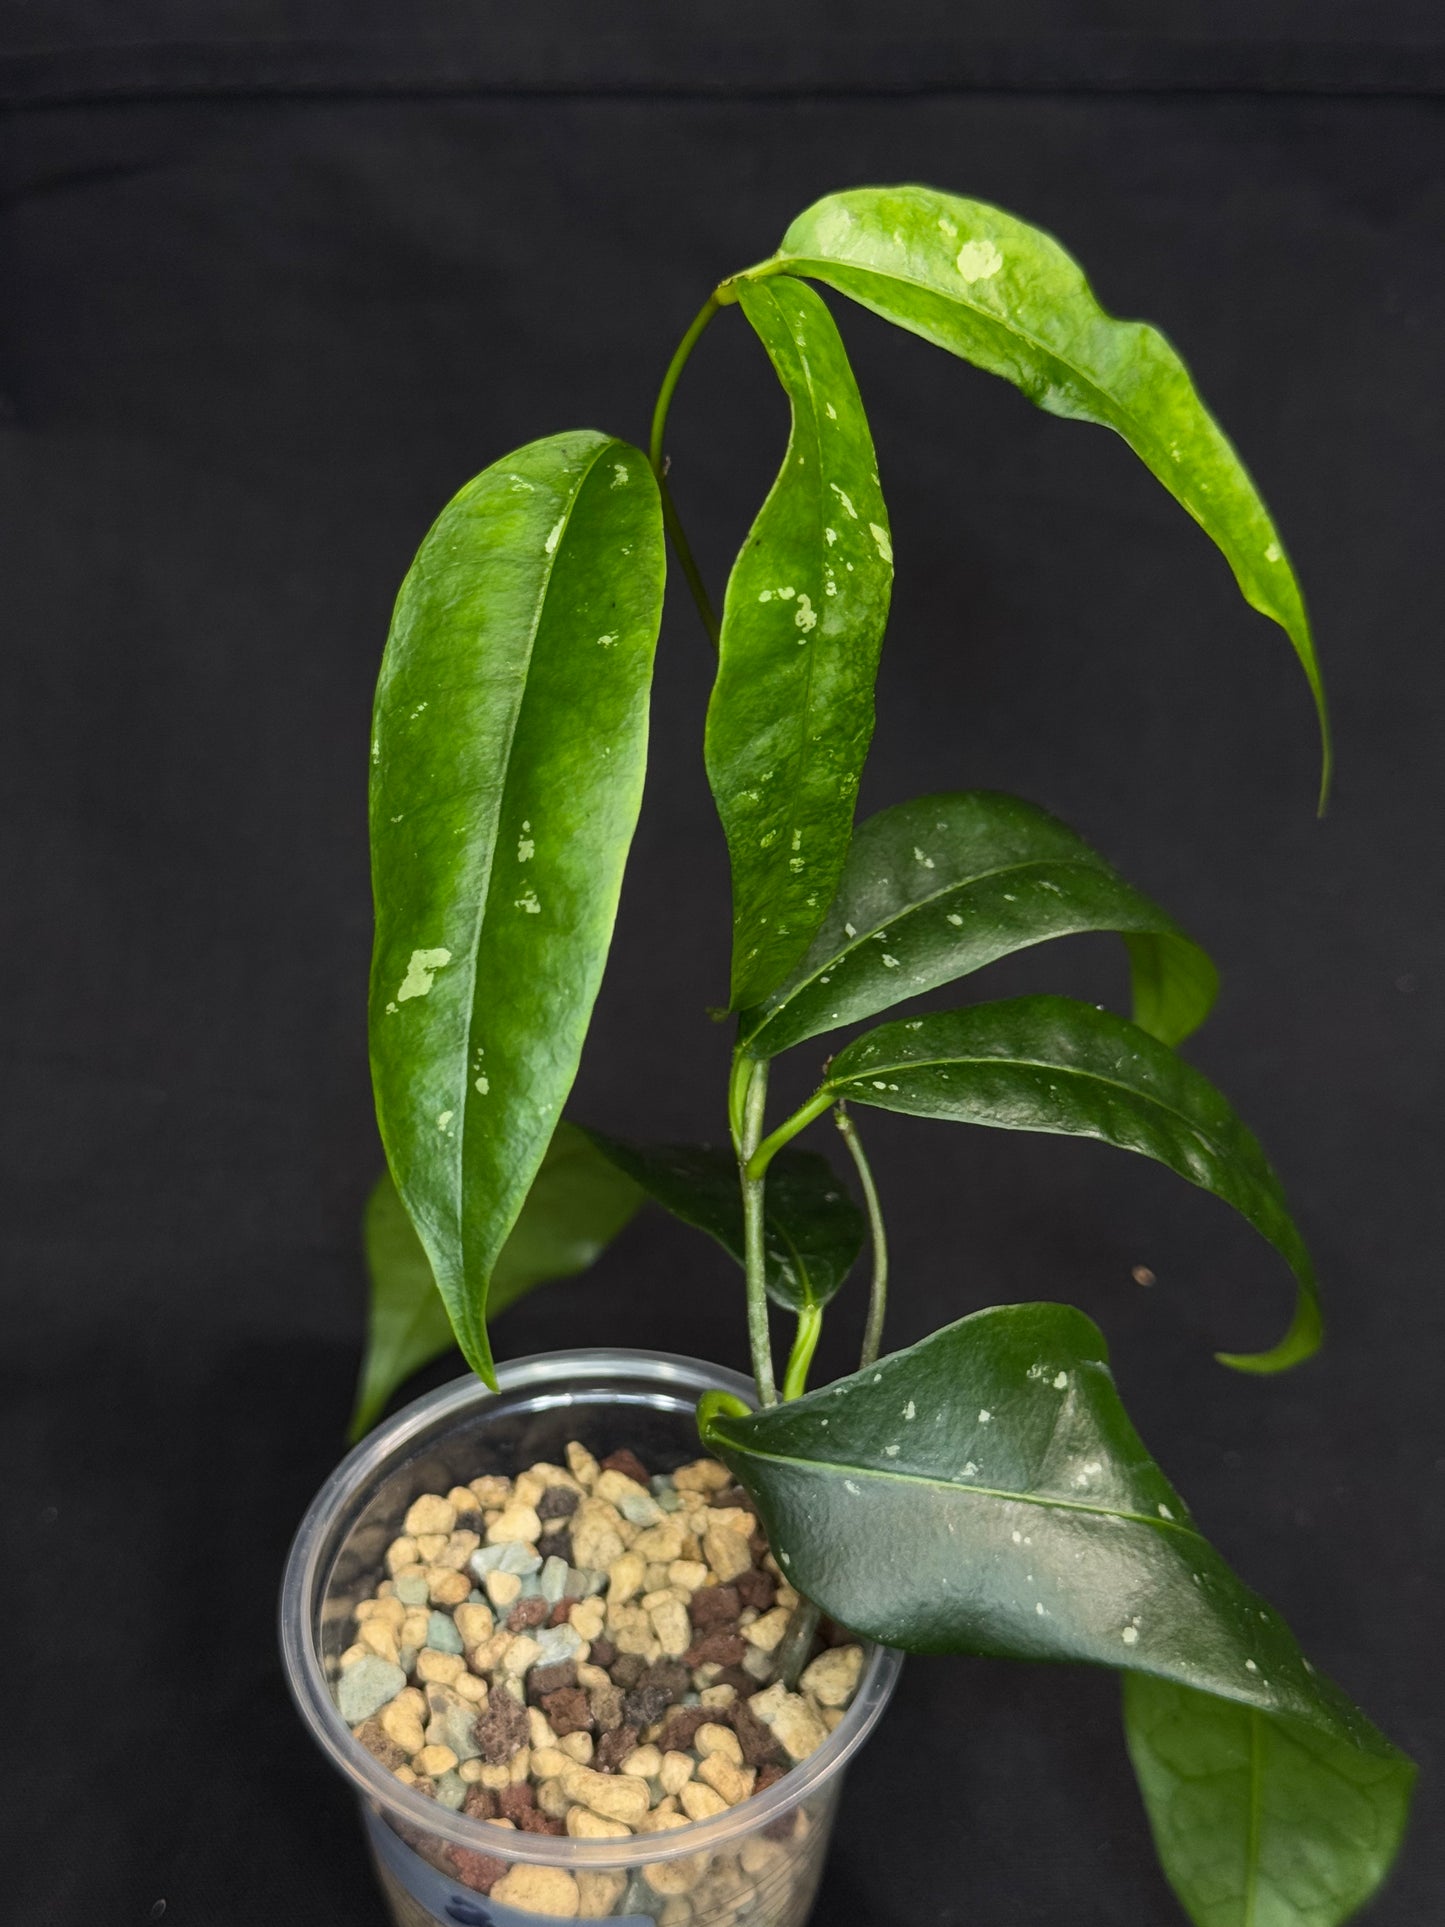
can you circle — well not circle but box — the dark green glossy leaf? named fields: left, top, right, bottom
left=699, top=1307, right=1411, bottom=1927
left=368, top=431, right=664, bottom=1386
left=585, top=1135, right=862, bottom=1313
left=764, top=186, right=1329, bottom=800
left=705, top=276, right=894, bottom=1010
left=738, top=790, right=1217, bottom=1057
left=822, top=996, right=1318, bottom=1373
left=1126, top=1675, right=1415, bottom=1927
left=348, top=1126, right=643, bottom=1439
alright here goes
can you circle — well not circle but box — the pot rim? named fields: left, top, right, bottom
left=279, top=1346, right=904, bottom=1866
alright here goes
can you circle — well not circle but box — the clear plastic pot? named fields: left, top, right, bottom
left=281, top=1348, right=903, bottom=1925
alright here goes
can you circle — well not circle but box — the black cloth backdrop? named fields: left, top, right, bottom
left=2, top=6, right=1441, bottom=1922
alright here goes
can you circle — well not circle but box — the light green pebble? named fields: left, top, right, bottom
left=395, top=1574, right=430, bottom=1607
left=540, top=1555, right=569, bottom=1603
left=434, top=1770, right=466, bottom=1810
left=427, top=1611, right=464, bottom=1655
left=336, top=1655, right=406, bottom=1724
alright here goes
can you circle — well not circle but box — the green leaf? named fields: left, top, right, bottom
left=585, top=1135, right=862, bottom=1313
left=738, top=790, right=1217, bottom=1057
left=764, top=186, right=1329, bottom=802
left=348, top=1125, right=643, bottom=1440
left=822, top=996, right=1318, bottom=1372
left=1125, top=1676, right=1415, bottom=1927
left=368, top=431, right=664, bottom=1387
left=705, top=275, right=894, bottom=1010
left=698, top=1306, right=1412, bottom=1927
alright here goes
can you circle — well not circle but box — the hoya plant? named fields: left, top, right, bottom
left=355, top=186, right=1413, bottom=1923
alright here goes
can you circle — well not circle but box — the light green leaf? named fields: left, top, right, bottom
left=705, top=276, right=894, bottom=1010
left=348, top=1125, right=643, bottom=1439
left=822, top=997, right=1318, bottom=1372
left=739, top=790, right=1217, bottom=1057
left=368, top=431, right=664, bottom=1386
left=1126, top=1676, right=1415, bottom=1927
left=761, top=185, right=1329, bottom=801
left=585, top=1135, right=862, bottom=1314
left=699, top=1306, right=1411, bottom=1927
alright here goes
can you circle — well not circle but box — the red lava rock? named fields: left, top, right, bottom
left=527, top=1659, right=578, bottom=1704
left=537, top=1485, right=580, bottom=1522
left=497, top=1782, right=537, bottom=1820
left=820, top=1617, right=858, bottom=1648
left=592, top=1723, right=641, bottom=1772
left=709, top=1666, right=757, bottom=1700
left=600, top=1448, right=652, bottom=1485
left=609, top=1653, right=646, bottom=1689
left=536, top=1529, right=573, bottom=1565
left=729, top=1702, right=785, bottom=1769
left=588, top=1636, right=617, bottom=1669
left=656, top=1705, right=711, bottom=1754
left=474, top=1689, right=530, bottom=1764
left=755, top=1762, right=786, bottom=1794
left=462, top=1784, right=498, bottom=1821
left=507, top=1595, right=551, bottom=1632
left=734, top=1567, right=777, bottom=1613
left=449, top=1847, right=507, bottom=1895
left=689, top=1585, right=741, bottom=1629
left=548, top=1600, right=574, bottom=1627
left=351, top=1718, right=410, bottom=1771
left=587, top=1680, right=625, bottom=1732
left=684, top=1628, right=747, bottom=1668
left=749, top=1527, right=769, bottom=1562
left=517, top=1808, right=567, bottom=1835
left=540, top=1686, right=594, bottom=1736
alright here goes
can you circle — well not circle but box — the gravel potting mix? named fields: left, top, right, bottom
left=331, top=1440, right=865, bottom=1921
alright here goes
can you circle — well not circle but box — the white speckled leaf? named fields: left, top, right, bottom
left=368, top=431, right=663, bottom=1385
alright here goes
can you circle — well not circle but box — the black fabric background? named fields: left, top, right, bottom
left=2, top=6, right=1441, bottom=1922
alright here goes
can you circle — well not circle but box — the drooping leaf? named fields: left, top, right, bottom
left=705, top=275, right=894, bottom=1010
left=738, top=790, right=1217, bottom=1057
left=1125, top=1675, right=1415, bottom=1927
left=368, top=431, right=664, bottom=1387
left=821, top=996, right=1318, bottom=1372
left=585, top=1135, right=863, bottom=1313
left=348, top=1125, right=643, bottom=1440
left=698, top=1307, right=1412, bottom=1927
left=761, top=186, right=1329, bottom=801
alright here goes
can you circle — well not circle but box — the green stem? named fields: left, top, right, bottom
left=781, top=1304, right=822, bottom=1400
left=835, top=1103, right=889, bottom=1369
left=727, top=1047, right=757, bottom=1154
left=649, top=294, right=722, bottom=648
left=736, top=1053, right=778, bottom=1407
left=745, top=1088, right=833, bottom=1181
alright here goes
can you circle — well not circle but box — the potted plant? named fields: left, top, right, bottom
left=282, top=185, right=1414, bottom=1926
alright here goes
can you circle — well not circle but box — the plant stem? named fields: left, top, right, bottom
left=736, top=1053, right=778, bottom=1407
left=835, top=1103, right=889, bottom=1369
left=744, top=1088, right=833, bottom=1181
left=649, top=294, right=722, bottom=648
left=776, top=1599, right=822, bottom=1690
left=781, top=1305, right=822, bottom=1401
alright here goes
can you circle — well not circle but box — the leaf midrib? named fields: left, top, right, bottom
left=715, top=1427, right=1205, bottom=1543
left=455, top=437, right=615, bottom=1354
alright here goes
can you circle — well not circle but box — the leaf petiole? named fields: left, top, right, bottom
left=649, top=294, right=723, bottom=647
left=745, top=1089, right=833, bottom=1180
left=736, top=1055, right=779, bottom=1406
left=833, top=1104, right=889, bottom=1370
left=781, top=1303, right=823, bottom=1401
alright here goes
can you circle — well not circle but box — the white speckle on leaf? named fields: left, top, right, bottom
left=1036, top=1602, right=1047, bottom=1617
left=829, top=484, right=858, bottom=519
left=474, top=1075, right=489, bottom=1095
left=825, top=401, right=837, bottom=420
left=1121, top=1625, right=1140, bottom=1646
left=612, top=463, right=630, bottom=487
left=946, top=912, right=964, bottom=926
left=1157, top=1502, right=1174, bottom=1520
left=436, top=1110, right=453, bottom=1132
left=881, top=954, right=900, bottom=969
left=596, top=633, right=617, bottom=648
left=758, top=590, right=773, bottom=602
left=385, top=1000, right=397, bottom=1014
left=517, top=834, right=535, bottom=861
left=794, top=594, right=817, bottom=633
left=872, top=1080, right=888, bottom=1090
left=1245, top=1659, right=1259, bottom=1673
left=883, top=1445, right=899, bottom=1458
left=544, top=516, right=566, bottom=554
left=903, top=1401, right=916, bottom=1420
left=1053, top=1372, right=1069, bottom=1390
left=913, top=846, right=934, bottom=868
left=1264, top=541, right=1281, bottom=562
left=1011, top=1530, right=1022, bottom=1544
left=824, top=526, right=838, bottom=546
left=777, top=585, right=795, bottom=600
left=789, top=857, right=805, bottom=872
left=844, top=922, right=857, bottom=938
left=409, top=702, right=427, bottom=719
left=960, top=1461, right=978, bottom=1478
left=844, top=1479, right=861, bottom=1496
left=956, top=239, right=1003, bottom=281
left=868, top=522, right=892, bottom=564
left=515, top=888, right=541, bottom=914
left=396, top=947, right=452, bottom=1002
